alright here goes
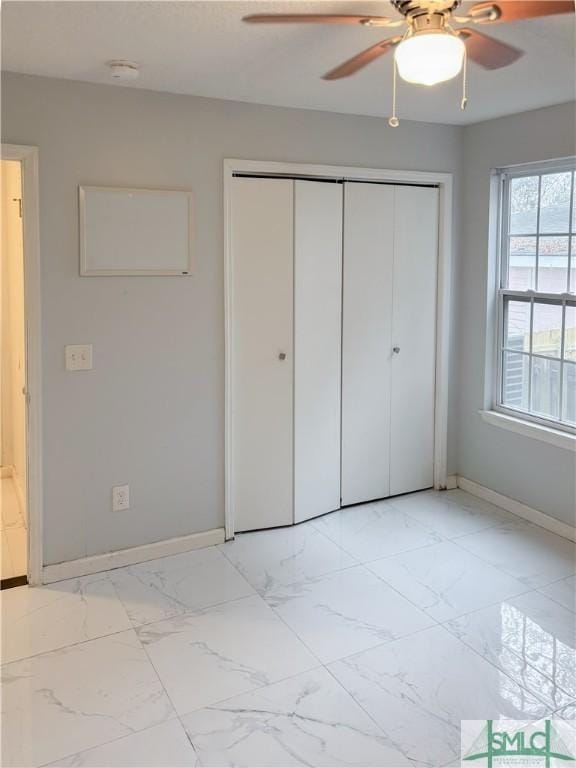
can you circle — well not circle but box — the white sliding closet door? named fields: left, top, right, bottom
left=341, top=183, right=394, bottom=506
left=230, top=177, right=294, bottom=532
left=390, top=185, right=439, bottom=495
left=294, top=181, right=342, bottom=523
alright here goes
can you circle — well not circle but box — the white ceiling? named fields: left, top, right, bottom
left=2, top=0, right=575, bottom=125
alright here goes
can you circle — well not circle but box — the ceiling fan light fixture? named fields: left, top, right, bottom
left=394, top=31, right=465, bottom=86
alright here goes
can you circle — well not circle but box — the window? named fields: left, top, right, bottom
left=496, top=161, right=576, bottom=433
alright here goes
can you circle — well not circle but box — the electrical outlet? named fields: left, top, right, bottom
left=112, top=484, right=130, bottom=512
left=65, top=344, right=93, bottom=371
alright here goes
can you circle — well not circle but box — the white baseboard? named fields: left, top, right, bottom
left=35, top=480, right=576, bottom=582
left=0, top=465, right=14, bottom=479
left=42, top=527, right=226, bottom=584
left=457, top=476, right=576, bottom=543
left=436, top=475, right=457, bottom=490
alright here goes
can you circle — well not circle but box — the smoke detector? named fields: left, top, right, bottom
left=108, top=60, right=140, bottom=81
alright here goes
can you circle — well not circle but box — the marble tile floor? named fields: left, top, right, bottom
left=1, top=489, right=575, bottom=767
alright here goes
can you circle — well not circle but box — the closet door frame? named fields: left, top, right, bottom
left=224, top=159, right=454, bottom=540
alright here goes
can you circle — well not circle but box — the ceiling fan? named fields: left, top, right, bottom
left=243, top=1, right=574, bottom=122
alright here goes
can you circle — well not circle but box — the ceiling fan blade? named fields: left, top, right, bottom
left=323, top=36, right=402, bottom=80
left=458, top=27, right=524, bottom=68
left=465, top=0, right=574, bottom=23
left=243, top=14, right=397, bottom=27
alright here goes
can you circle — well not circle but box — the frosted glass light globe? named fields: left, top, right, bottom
left=395, top=32, right=465, bottom=86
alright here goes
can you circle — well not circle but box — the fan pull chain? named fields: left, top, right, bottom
left=389, top=57, right=399, bottom=128
left=461, top=46, right=468, bottom=111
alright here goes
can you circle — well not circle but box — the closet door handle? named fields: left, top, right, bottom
left=278, top=352, right=287, bottom=361
left=393, top=346, right=401, bottom=354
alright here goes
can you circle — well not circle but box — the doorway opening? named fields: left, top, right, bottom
left=1, top=158, right=28, bottom=587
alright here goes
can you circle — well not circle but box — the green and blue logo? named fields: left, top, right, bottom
left=462, top=720, right=575, bottom=768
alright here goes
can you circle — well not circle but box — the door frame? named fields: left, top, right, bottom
left=224, top=158, right=454, bottom=540
left=2, top=144, right=43, bottom=585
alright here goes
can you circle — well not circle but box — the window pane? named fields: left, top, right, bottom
left=531, top=357, right=560, bottom=420
left=565, top=305, right=576, bottom=362
left=533, top=302, right=562, bottom=358
left=501, top=169, right=576, bottom=428
left=539, top=172, right=572, bottom=234
left=502, top=351, right=530, bottom=410
left=510, top=175, right=539, bottom=235
left=504, top=300, right=531, bottom=352
left=537, top=236, right=569, bottom=293
left=562, top=361, right=576, bottom=425
left=508, top=236, right=536, bottom=290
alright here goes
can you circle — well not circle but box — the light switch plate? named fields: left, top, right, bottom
left=65, top=344, right=93, bottom=371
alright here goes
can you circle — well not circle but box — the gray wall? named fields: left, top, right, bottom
left=2, top=72, right=462, bottom=565
left=458, top=102, right=576, bottom=528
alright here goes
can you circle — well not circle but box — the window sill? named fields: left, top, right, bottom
left=480, top=410, right=576, bottom=452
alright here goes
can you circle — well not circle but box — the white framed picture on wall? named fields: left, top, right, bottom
left=79, top=185, right=194, bottom=276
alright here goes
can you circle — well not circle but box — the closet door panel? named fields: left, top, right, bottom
left=341, top=183, right=394, bottom=506
left=230, top=177, right=294, bottom=532
left=390, top=185, right=438, bottom=496
left=294, top=181, right=343, bottom=523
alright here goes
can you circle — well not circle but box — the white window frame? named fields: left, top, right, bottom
left=494, top=158, right=576, bottom=436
